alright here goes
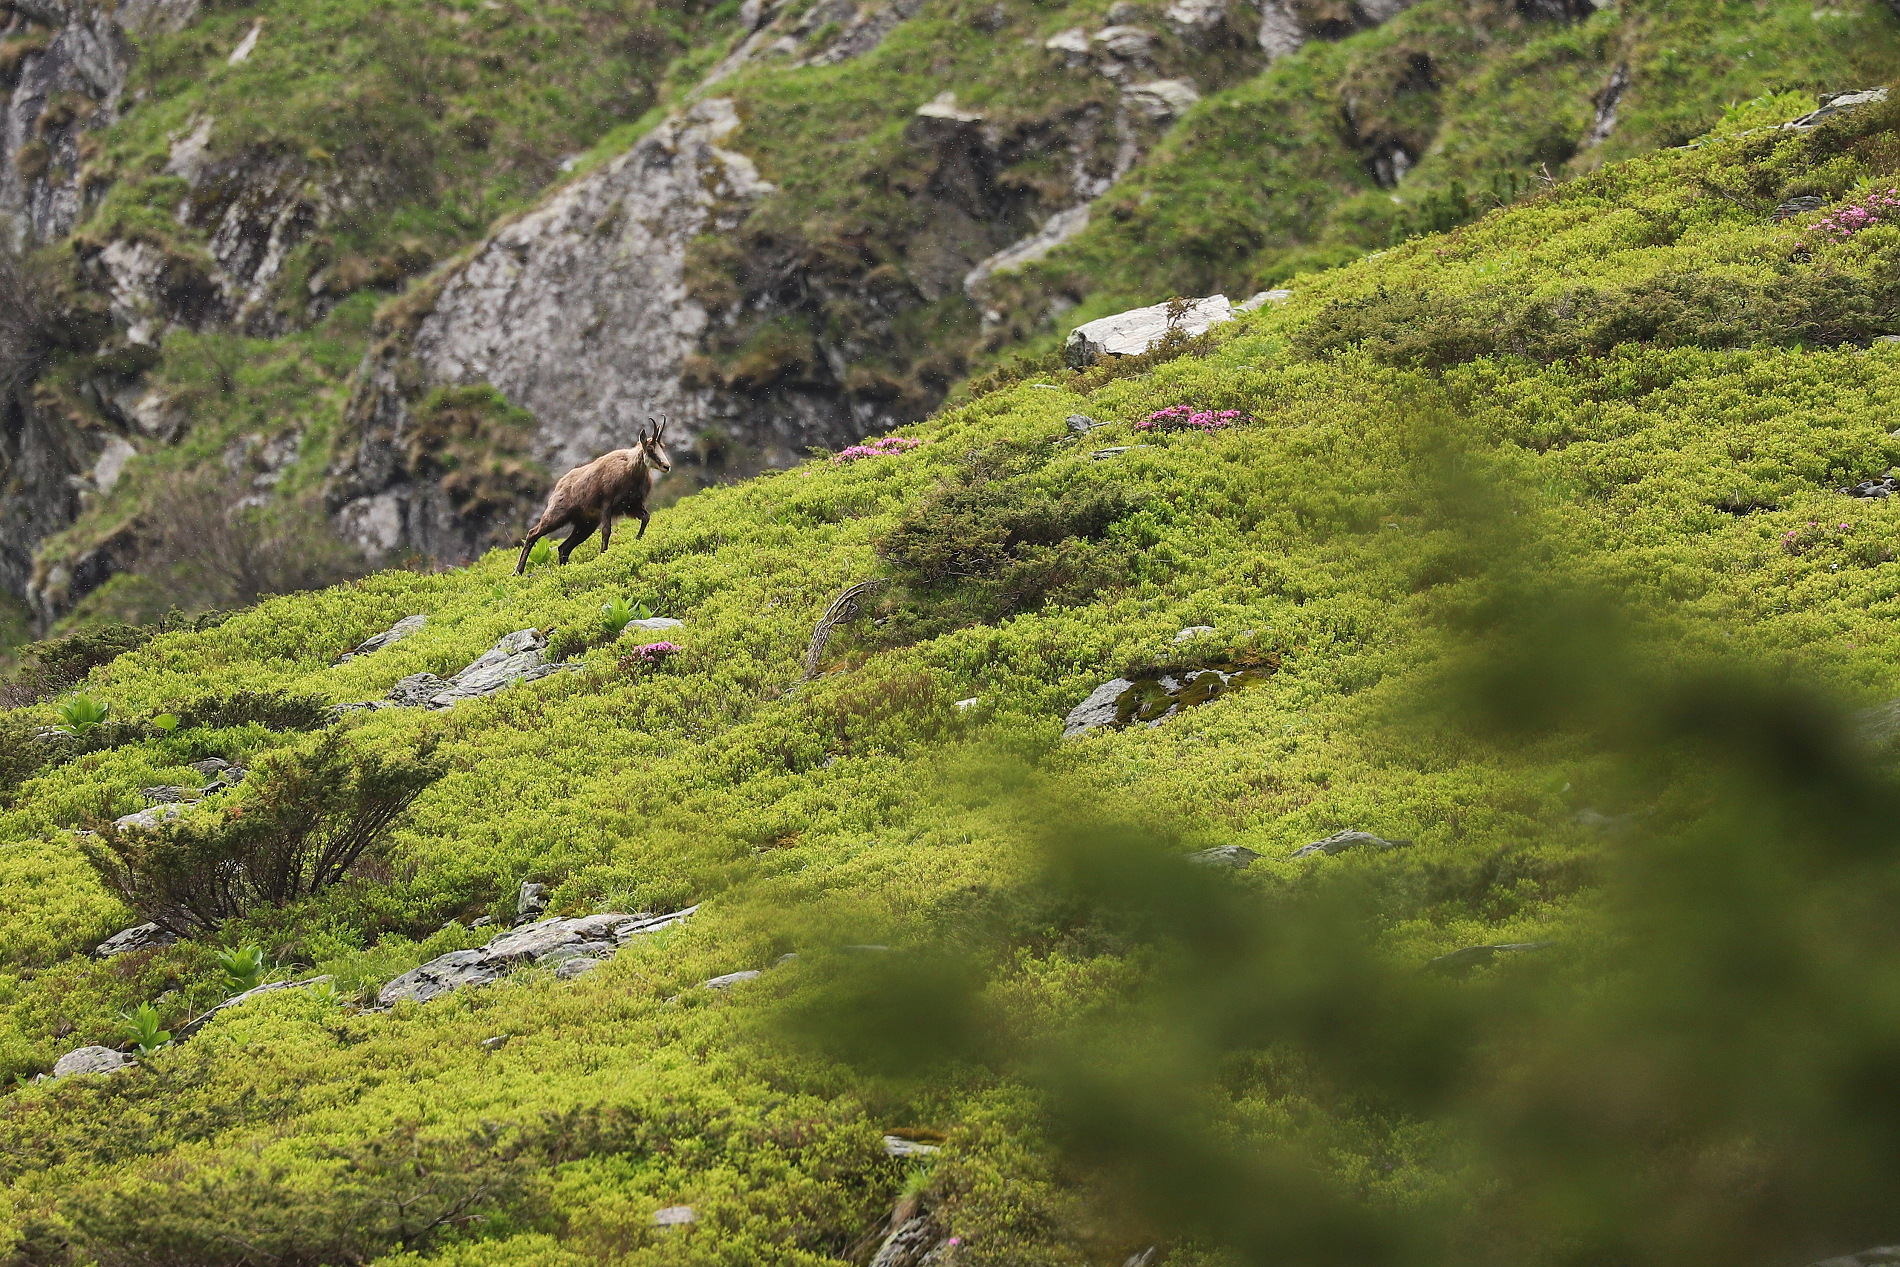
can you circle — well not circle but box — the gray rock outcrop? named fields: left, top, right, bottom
left=1063, top=665, right=1267, bottom=737
left=337, top=628, right=577, bottom=712
left=1809, top=1249, right=1900, bottom=1267
left=1064, top=295, right=1234, bottom=367
left=50, top=1045, right=133, bottom=1078
left=1188, top=844, right=1260, bottom=869
left=1289, top=829, right=1410, bottom=858
left=94, top=922, right=176, bottom=958
left=336, top=613, right=427, bottom=662
left=327, top=98, right=778, bottom=565
left=515, top=881, right=550, bottom=925
left=378, top=907, right=697, bottom=1007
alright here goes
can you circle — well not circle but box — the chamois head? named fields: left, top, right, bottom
left=638, top=416, right=673, bottom=473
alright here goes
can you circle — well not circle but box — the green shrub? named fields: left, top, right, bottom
left=875, top=441, right=1142, bottom=637
left=82, top=733, right=446, bottom=935
left=172, top=689, right=332, bottom=733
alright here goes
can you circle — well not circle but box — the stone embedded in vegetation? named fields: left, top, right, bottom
left=1289, top=829, right=1410, bottom=858
left=1122, top=78, right=1203, bottom=121
left=50, top=1046, right=133, bottom=1079
left=140, top=785, right=199, bottom=804
left=882, top=1135, right=942, bottom=1157
left=1784, top=87, right=1890, bottom=131
left=1237, top=289, right=1291, bottom=311
left=378, top=908, right=696, bottom=1007
left=704, top=969, right=764, bottom=989
left=1063, top=666, right=1274, bottom=737
left=629, top=616, right=684, bottom=630
left=339, top=628, right=578, bottom=713
left=1426, top=942, right=1556, bottom=976
left=113, top=802, right=188, bottom=832
left=1173, top=625, right=1216, bottom=642
left=94, top=922, right=176, bottom=958
left=336, top=614, right=427, bottom=663
left=1846, top=476, right=1899, bottom=498
left=654, top=1205, right=697, bottom=1228
left=515, top=881, right=550, bottom=925
left=480, top=1035, right=510, bottom=1051
left=1188, top=844, right=1260, bottom=869
left=1065, top=414, right=1097, bottom=434
left=1064, top=295, right=1233, bottom=366
left=1808, top=1247, right=1900, bottom=1267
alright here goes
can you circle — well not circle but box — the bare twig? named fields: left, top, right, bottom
left=802, top=580, right=885, bottom=679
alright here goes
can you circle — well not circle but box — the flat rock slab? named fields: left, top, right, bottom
left=379, top=906, right=698, bottom=1007
left=1064, top=667, right=1269, bottom=737
left=51, top=1046, right=133, bottom=1078
left=338, top=628, right=581, bottom=714
left=1188, top=845, right=1260, bottom=869
left=1289, top=829, right=1410, bottom=859
left=113, top=803, right=189, bottom=832
left=1810, top=1249, right=1900, bottom=1267
left=95, top=922, right=177, bottom=958
left=1065, top=295, right=1233, bottom=367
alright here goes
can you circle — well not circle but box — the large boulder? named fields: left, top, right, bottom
left=1064, top=295, right=1233, bottom=367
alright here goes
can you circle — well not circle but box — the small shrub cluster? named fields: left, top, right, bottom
left=875, top=442, right=1142, bottom=636
left=1136, top=405, right=1251, bottom=432
left=172, top=689, right=331, bottom=734
left=834, top=436, right=923, bottom=463
left=83, top=732, right=445, bottom=935
left=1809, top=185, right=1900, bottom=240
left=1293, top=268, right=1900, bottom=369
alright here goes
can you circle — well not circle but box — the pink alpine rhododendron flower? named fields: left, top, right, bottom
left=833, top=436, right=923, bottom=462
left=632, top=641, right=679, bottom=663
left=1137, top=405, right=1252, bottom=432
left=1808, top=187, right=1900, bottom=241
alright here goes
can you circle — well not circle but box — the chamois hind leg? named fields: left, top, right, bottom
left=557, top=517, right=598, bottom=565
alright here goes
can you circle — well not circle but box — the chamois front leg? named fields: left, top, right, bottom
left=514, top=525, right=550, bottom=576
left=636, top=509, right=651, bottom=539
left=599, top=513, right=615, bottom=556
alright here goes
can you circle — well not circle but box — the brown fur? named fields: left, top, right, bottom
left=514, top=418, right=673, bottom=574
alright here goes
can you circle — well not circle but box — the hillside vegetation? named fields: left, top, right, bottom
left=8, top=0, right=1900, bottom=627
left=7, top=87, right=1900, bottom=1266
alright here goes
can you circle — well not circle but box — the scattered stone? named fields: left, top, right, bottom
left=883, top=1135, right=942, bottom=1157
left=704, top=969, right=764, bottom=989
left=1771, top=194, right=1827, bottom=222
left=871, top=1213, right=944, bottom=1266
left=1044, top=25, right=1090, bottom=55
left=1065, top=413, right=1097, bottom=434
left=1122, top=78, right=1201, bottom=121
left=339, top=628, right=580, bottom=713
left=774, top=952, right=800, bottom=966
left=1847, top=475, right=1900, bottom=498
left=51, top=1046, right=134, bottom=1078
left=481, top=1035, right=511, bottom=1051
left=113, top=803, right=190, bottom=833
left=1125, top=1250, right=1158, bottom=1267
left=1173, top=625, right=1216, bottom=643
left=654, top=1205, right=698, bottom=1229
left=336, top=614, right=427, bottom=663
left=1237, top=288, right=1291, bottom=311
left=200, top=763, right=248, bottom=793
left=629, top=616, right=684, bottom=630
left=1572, top=808, right=1638, bottom=832
left=1289, top=829, right=1410, bottom=859
left=377, top=907, right=697, bottom=1007
left=954, top=697, right=979, bottom=710
left=140, top=785, right=200, bottom=804
left=470, top=915, right=496, bottom=929
left=1809, top=1247, right=1900, bottom=1267
left=189, top=757, right=235, bottom=779
left=1784, top=87, right=1889, bottom=131
left=1165, top=0, right=1226, bottom=35
left=1188, top=844, right=1259, bottom=869
left=1063, top=666, right=1273, bottom=737
left=555, top=957, right=603, bottom=979
left=1090, top=445, right=1152, bottom=460
left=516, top=881, right=550, bottom=925
left=1064, top=295, right=1234, bottom=367
left=174, top=976, right=334, bottom=1041
left=1426, top=942, right=1555, bottom=976
left=95, top=923, right=177, bottom=958
left=387, top=673, right=450, bottom=707
left=844, top=944, right=893, bottom=953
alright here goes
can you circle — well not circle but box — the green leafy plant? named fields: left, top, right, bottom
left=149, top=713, right=179, bottom=733
left=57, top=695, right=109, bottom=733
left=600, top=596, right=653, bottom=634
left=526, top=537, right=557, bottom=568
left=216, top=945, right=268, bottom=996
left=82, top=732, right=446, bottom=933
left=118, top=1002, right=171, bottom=1058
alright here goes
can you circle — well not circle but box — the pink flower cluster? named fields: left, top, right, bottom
left=1812, top=188, right=1900, bottom=240
left=834, top=436, right=923, bottom=462
left=1781, top=521, right=1852, bottom=555
left=1137, top=405, right=1252, bottom=432
left=631, top=641, right=679, bottom=663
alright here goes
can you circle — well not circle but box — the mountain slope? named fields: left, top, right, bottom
left=6, top=88, right=1900, bottom=1265
left=5, top=0, right=1897, bottom=631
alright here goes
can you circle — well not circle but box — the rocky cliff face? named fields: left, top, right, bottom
left=328, top=99, right=778, bottom=564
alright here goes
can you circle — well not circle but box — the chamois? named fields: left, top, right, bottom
left=514, top=417, right=673, bottom=574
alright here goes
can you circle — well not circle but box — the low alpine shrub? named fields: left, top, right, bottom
left=83, top=732, right=446, bottom=934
